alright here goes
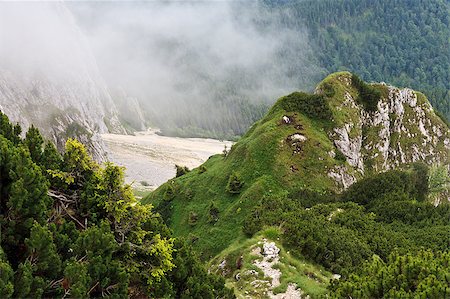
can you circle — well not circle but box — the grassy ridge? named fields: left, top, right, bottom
left=143, top=71, right=449, bottom=262
left=143, top=89, right=342, bottom=259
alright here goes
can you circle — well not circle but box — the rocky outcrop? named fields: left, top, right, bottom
left=324, top=73, right=449, bottom=191
left=110, top=88, right=147, bottom=132
left=0, top=3, right=125, bottom=160
left=252, top=240, right=306, bottom=299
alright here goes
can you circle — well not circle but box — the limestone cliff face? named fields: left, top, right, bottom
left=0, top=2, right=125, bottom=160
left=318, top=72, right=449, bottom=192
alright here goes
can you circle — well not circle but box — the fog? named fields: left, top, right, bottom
left=0, top=2, right=101, bottom=85
left=0, top=1, right=323, bottom=139
left=70, top=1, right=323, bottom=137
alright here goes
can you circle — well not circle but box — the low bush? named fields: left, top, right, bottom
left=280, top=92, right=332, bottom=121
left=351, top=73, right=381, bottom=111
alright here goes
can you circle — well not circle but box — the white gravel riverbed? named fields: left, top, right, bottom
left=101, top=130, right=232, bottom=191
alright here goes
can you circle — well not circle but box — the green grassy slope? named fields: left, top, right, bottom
left=143, top=72, right=449, bottom=261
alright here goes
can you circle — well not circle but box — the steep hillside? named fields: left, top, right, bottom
left=144, top=72, right=449, bottom=261
left=0, top=3, right=125, bottom=160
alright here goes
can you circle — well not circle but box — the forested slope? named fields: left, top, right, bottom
left=282, top=0, right=450, bottom=121
left=0, top=112, right=233, bottom=298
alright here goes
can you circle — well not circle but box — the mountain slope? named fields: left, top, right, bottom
left=144, top=72, right=449, bottom=261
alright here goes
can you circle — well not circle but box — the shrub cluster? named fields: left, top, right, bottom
left=351, top=73, right=381, bottom=111
left=0, top=111, right=233, bottom=298
left=280, top=92, right=333, bottom=121
left=226, top=172, right=244, bottom=194
left=243, top=164, right=450, bottom=290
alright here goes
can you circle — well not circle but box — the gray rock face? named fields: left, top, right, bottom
left=333, top=124, right=364, bottom=173
left=367, top=86, right=449, bottom=169
left=326, top=74, right=449, bottom=191
left=0, top=2, right=125, bottom=160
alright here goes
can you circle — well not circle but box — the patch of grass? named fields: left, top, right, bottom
left=272, top=248, right=330, bottom=297
left=209, top=228, right=332, bottom=298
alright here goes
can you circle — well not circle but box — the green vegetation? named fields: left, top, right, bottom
left=0, top=111, right=233, bottom=298
left=287, top=0, right=450, bottom=121
left=244, top=168, right=450, bottom=273
left=226, top=172, right=244, bottom=194
left=330, top=250, right=450, bottom=298
left=278, top=92, right=332, bottom=121
left=144, top=74, right=449, bottom=297
left=175, top=165, right=191, bottom=178
left=351, top=74, right=381, bottom=111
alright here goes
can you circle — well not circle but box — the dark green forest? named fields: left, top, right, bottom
left=0, top=112, right=233, bottom=298
left=276, top=0, right=450, bottom=121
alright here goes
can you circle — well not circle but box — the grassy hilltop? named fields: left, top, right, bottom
left=144, top=72, right=450, bottom=298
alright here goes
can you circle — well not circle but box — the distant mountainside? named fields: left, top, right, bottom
left=0, top=2, right=125, bottom=160
left=78, top=0, right=449, bottom=141
left=272, top=0, right=450, bottom=122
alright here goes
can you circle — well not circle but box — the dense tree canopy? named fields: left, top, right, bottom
left=0, top=111, right=233, bottom=298
left=282, top=0, right=450, bottom=121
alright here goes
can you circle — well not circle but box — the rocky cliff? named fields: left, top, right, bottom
left=0, top=2, right=125, bottom=160
left=319, top=72, right=449, bottom=190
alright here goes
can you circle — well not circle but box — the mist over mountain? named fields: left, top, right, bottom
left=0, top=1, right=449, bottom=298
left=0, top=2, right=124, bottom=159
left=69, top=1, right=323, bottom=139
left=1, top=1, right=447, bottom=143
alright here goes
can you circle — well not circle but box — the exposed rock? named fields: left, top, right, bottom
left=270, top=283, right=306, bottom=299
left=282, top=115, right=292, bottom=124
left=327, top=165, right=357, bottom=190
left=252, top=240, right=306, bottom=299
left=332, top=274, right=341, bottom=280
left=333, top=124, right=364, bottom=173
left=253, top=241, right=282, bottom=288
left=262, top=242, right=280, bottom=259
left=287, top=133, right=307, bottom=155
left=327, top=208, right=343, bottom=221
left=217, top=259, right=229, bottom=276
left=288, top=133, right=307, bottom=142
left=327, top=74, right=449, bottom=190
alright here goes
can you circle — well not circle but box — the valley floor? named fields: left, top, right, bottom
left=101, top=130, right=232, bottom=191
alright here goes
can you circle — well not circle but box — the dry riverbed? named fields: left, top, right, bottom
left=101, top=131, right=232, bottom=192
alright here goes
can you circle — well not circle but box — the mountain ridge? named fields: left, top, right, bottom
left=144, top=72, right=449, bottom=261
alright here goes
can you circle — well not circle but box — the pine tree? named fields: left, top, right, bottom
left=24, top=125, right=44, bottom=165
